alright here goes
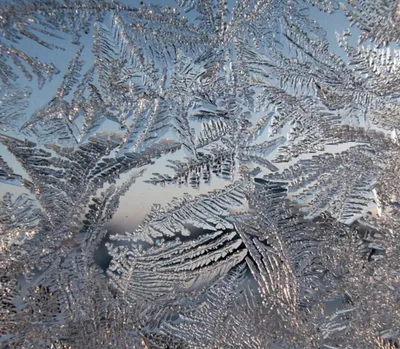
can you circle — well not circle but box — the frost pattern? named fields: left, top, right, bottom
left=1, top=0, right=400, bottom=348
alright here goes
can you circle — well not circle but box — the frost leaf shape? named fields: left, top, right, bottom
left=0, top=156, right=32, bottom=188
left=342, top=0, right=400, bottom=45
left=0, top=142, right=147, bottom=346
left=268, top=147, right=382, bottom=223
left=0, top=43, right=59, bottom=88
left=2, top=0, right=400, bottom=348
left=0, top=87, right=32, bottom=132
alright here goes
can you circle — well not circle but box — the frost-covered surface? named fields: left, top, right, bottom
left=1, top=0, right=400, bottom=348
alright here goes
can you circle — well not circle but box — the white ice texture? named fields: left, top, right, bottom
left=1, top=0, right=400, bottom=348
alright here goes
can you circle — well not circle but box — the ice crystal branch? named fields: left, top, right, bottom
left=1, top=0, right=400, bottom=347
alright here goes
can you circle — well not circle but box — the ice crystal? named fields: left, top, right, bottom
left=1, top=0, right=400, bottom=348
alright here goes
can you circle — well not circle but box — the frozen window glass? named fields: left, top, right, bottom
left=1, top=0, right=399, bottom=347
